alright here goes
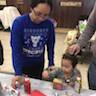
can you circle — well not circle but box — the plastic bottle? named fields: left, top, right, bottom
left=15, top=81, right=20, bottom=96
left=74, top=77, right=81, bottom=93
left=24, top=75, right=31, bottom=94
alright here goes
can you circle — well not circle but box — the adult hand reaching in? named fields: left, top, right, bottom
left=67, top=44, right=81, bottom=55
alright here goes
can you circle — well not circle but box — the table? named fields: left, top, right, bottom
left=0, top=72, right=95, bottom=96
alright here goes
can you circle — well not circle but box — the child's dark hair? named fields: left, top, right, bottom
left=30, top=0, right=53, bottom=10
left=62, top=53, right=78, bottom=68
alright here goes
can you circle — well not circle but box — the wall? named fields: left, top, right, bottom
left=6, top=0, right=30, bottom=14
left=54, top=0, right=82, bottom=28
left=5, top=0, right=96, bottom=28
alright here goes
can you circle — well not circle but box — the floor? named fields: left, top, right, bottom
left=0, top=30, right=89, bottom=89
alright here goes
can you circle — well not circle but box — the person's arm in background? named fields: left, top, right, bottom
left=47, top=22, right=55, bottom=66
left=68, top=3, right=96, bottom=55
left=77, top=2, right=96, bottom=48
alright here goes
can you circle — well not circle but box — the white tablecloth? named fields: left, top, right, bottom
left=0, top=72, right=95, bottom=96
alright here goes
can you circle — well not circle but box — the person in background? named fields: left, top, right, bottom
left=11, top=0, right=55, bottom=89
left=0, top=40, right=4, bottom=65
left=68, top=3, right=96, bottom=90
left=42, top=53, right=82, bottom=92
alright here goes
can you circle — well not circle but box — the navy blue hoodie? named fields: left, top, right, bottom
left=11, top=14, right=55, bottom=75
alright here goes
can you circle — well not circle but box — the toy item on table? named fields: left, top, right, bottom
left=61, top=92, right=79, bottom=96
left=1, top=84, right=20, bottom=96
left=61, top=94, right=73, bottom=96
left=63, top=92, right=74, bottom=96
left=53, top=78, right=63, bottom=90
left=24, top=75, right=31, bottom=94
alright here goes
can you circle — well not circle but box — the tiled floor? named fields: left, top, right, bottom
left=0, top=30, right=89, bottom=89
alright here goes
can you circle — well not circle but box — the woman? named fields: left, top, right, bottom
left=11, top=0, right=55, bottom=89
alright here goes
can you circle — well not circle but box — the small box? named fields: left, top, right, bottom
left=53, top=78, right=63, bottom=90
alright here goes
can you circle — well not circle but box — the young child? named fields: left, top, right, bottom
left=42, top=53, right=82, bottom=92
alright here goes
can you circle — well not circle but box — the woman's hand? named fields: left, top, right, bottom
left=11, top=75, right=24, bottom=89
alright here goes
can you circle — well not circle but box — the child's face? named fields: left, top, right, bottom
left=61, top=59, right=73, bottom=74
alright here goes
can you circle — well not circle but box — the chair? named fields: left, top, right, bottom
left=0, top=6, right=21, bottom=30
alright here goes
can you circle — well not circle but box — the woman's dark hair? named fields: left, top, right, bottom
left=62, top=53, right=78, bottom=68
left=30, top=0, right=53, bottom=10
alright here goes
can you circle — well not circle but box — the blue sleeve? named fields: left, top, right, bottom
left=47, top=23, right=55, bottom=66
left=10, top=18, right=24, bottom=75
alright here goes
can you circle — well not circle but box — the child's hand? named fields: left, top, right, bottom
left=49, top=66, right=55, bottom=71
left=63, top=82, right=68, bottom=87
left=42, top=70, right=49, bottom=79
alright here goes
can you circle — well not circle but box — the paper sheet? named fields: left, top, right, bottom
left=90, top=93, right=96, bottom=96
